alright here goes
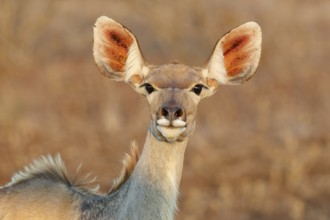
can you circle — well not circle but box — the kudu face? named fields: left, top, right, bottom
left=143, top=64, right=204, bottom=142
left=93, top=16, right=262, bottom=142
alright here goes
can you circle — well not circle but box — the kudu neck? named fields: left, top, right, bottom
left=136, top=130, right=188, bottom=187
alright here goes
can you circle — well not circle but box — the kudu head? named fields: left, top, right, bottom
left=93, top=16, right=262, bottom=143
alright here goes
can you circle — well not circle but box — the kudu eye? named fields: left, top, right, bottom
left=191, top=84, right=206, bottom=96
left=143, top=83, right=155, bottom=94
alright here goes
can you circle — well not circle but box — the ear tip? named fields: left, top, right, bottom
left=240, top=21, right=262, bottom=49
left=243, top=21, right=261, bottom=28
left=242, top=21, right=262, bottom=34
left=95, top=16, right=118, bottom=27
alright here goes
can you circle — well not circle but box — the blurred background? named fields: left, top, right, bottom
left=0, top=0, right=329, bottom=219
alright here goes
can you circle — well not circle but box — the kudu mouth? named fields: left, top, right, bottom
left=155, top=105, right=187, bottom=142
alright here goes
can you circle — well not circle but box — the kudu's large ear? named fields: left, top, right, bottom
left=204, top=22, right=262, bottom=87
left=93, top=16, right=148, bottom=85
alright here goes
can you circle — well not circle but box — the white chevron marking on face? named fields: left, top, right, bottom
left=157, top=118, right=171, bottom=126
left=172, top=120, right=186, bottom=127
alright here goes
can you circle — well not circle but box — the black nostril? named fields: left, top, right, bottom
left=174, top=108, right=183, bottom=118
left=161, top=107, right=169, bottom=117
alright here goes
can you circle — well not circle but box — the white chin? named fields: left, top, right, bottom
left=156, top=126, right=186, bottom=142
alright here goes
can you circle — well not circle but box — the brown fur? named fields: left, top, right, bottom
left=206, top=78, right=219, bottom=88
left=129, top=74, right=144, bottom=84
left=146, top=64, right=202, bottom=89
left=222, top=34, right=251, bottom=77
left=103, top=26, right=133, bottom=72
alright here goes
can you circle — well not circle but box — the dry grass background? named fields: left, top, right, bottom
left=0, top=0, right=329, bottom=219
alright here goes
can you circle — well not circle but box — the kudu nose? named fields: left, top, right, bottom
left=159, top=106, right=185, bottom=121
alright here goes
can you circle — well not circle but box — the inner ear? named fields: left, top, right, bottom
left=205, top=22, right=262, bottom=86
left=102, top=25, right=133, bottom=73
left=222, top=33, right=253, bottom=78
left=93, top=16, right=148, bottom=82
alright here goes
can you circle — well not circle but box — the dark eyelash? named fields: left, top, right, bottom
left=191, top=84, right=208, bottom=96
left=141, top=83, right=155, bottom=94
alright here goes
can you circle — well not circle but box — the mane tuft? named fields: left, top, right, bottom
left=4, top=154, right=99, bottom=193
left=109, top=141, right=139, bottom=193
